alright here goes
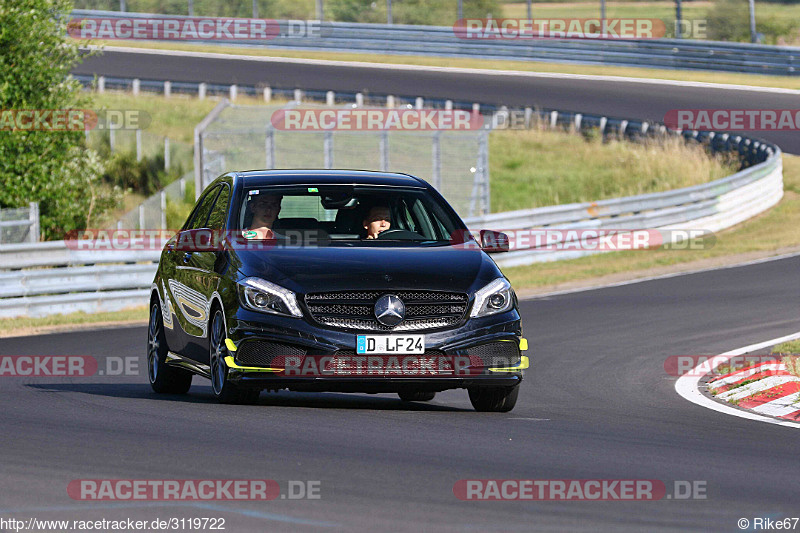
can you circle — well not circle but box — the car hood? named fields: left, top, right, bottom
left=233, top=245, right=501, bottom=295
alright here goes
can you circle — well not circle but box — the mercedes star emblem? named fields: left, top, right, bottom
left=374, top=294, right=405, bottom=326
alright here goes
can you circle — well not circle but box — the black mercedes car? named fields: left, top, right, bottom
left=147, top=170, right=528, bottom=411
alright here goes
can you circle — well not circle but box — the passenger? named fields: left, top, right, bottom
left=362, top=205, right=391, bottom=239
left=243, top=194, right=282, bottom=239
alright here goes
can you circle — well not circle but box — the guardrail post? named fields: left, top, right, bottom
left=294, top=89, right=303, bottom=102
left=473, top=103, right=480, bottom=114
left=380, top=131, right=389, bottom=171
left=28, top=202, right=40, bottom=243
left=198, top=83, right=207, bottom=100
left=550, top=110, right=558, bottom=128
left=445, top=100, right=453, bottom=110
left=432, top=131, right=441, bottom=190
left=97, top=76, right=105, bottom=93
left=164, top=80, right=171, bottom=98
left=326, top=91, right=335, bottom=106
left=263, top=86, right=271, bottom=103
left=164, top=137, right=170, bottom=170
left=600, top=116, right=607, bottom=135
left=574, top=113, right=582, bottom=131
left=132, top=78, right=140, bottom=96
left=323, top=132, right=334, bottom=169
left=641, top=122, right=649, bottom=134
left=524, top=107, right=532, bottom=128
left=415, top=97, right=423, bottom=110
left=265, top=126, right=275, bottom=169
left=620, top=120, right=629, bottom=136
left=136, top=129, right=142, bottom=161
left=160, top=191, right=167, bottom=230
left=387, top=95, right=395, bottom=108
left=229, top=85, right=238, bottom=101
left=355, top=93, right=364, bottom=107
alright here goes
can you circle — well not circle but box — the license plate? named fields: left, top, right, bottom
left=356, top=334, right=425, bottom=355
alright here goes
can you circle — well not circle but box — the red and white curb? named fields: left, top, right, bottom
left=707, top=361, right=800, bottom=421
left=675, top=331, right=800, bottom=429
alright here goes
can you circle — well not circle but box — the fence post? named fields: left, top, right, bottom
left=28, top=202, right=40, bottom=243
left=445, top=100, right=453, bottom=110
left=524, top=107, right=532, bottom=128
left=265, top=126, right=275, bottom=169
left=600, top=116, right=608, bottom=135
left=294, top=89, right=304, bottom=102
left=199, top=83, right=207, bottom=100
left=355, top=93, right=364, bottom=107
left=136, top=129, right=143, bottom=161
left=180, top=177, right=186, bottom=199
left=387, top=95, right=395, bottom=108
left=263, top=86, right=271, bottom=103
left=415, top=97, right=424, bottom=110
left=326, top=91, right=335, bottom=106
left=138, top=204, right=145, bottom=230
left=574, top=113, right=582, bottom=131
left=164, top=80, right=172, bottom=98
left=324, top=131, right=334, bottom=169
left=160, top=191, right=167, bottom=230
left=164, top=137, right=170, bottom=170
left=432, top=131, right=441, bottom=191
left=109, top=126, right=115, bottom=152
left=132, top=78, right=140, bottom=96
left=550, top=110, right=558, bottom=128
left=380, top=131, right=389, bottom=171
left=97, top=76, right=105, bottom=93
left=229, top=85, right=238, bottom=101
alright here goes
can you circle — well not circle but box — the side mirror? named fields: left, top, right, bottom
left=480, top=229, right=510, bottom=253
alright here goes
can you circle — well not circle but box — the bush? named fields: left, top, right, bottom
left=0, top=0, right=119, bottom=240
left=101, top=150, right=185, bottom=196
left=705, top=0, right=751, bottom=42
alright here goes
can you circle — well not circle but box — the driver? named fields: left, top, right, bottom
left=362, top=205, right=391, bottom=239
left=244, top=194, right=283, bottom=239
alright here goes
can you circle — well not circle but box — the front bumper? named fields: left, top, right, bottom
left=224, top=308, right=527, bottom=392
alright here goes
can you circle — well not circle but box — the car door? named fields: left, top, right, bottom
left=168, top=185, right=221, bottom=359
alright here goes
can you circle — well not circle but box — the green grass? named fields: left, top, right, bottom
left=490, top=127, right=736, bottom=211
left=773, top=340, right=800, bottom=354
left=0, top=307, right=148, bottom=338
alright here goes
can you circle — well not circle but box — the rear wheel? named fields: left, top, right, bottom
left=209, top=308, right=259, bottom=404
left=398, top=391, right=436, bottom=402
left=147, top=302, right=192, bottom=394
left=468, top=384, right=519, bottom=412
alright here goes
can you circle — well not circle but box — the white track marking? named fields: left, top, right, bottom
left=675, top=331, right=800, bottom=429
left=752, top=392, right=800, bottom=417
left=90, top=46, right=800, bottom=96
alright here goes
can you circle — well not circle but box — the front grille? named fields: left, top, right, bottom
left=466, top=341, right=521, bottom=368
left=236, top=341, right=307, bottom=367
left=304, top=291, right=468, bottom=332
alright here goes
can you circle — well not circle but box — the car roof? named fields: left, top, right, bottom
left=234, top=170, right=428, bottom=189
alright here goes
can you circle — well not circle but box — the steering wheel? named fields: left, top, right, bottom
left=376, top=228, right=423, bottom=240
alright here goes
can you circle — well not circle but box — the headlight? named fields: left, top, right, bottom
left=238, top=277, right=302, bottom=318
left=470, top=278, right=515, bottom=318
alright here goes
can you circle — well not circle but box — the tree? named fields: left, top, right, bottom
left=0, top=0, right=118, bottom=239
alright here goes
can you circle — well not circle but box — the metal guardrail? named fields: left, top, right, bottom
left=71, top=10, right=800, bottom=76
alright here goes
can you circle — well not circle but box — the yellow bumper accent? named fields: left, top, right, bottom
left=488, top=355, right=529, bottom=373
left=520, top=338, right=528, bottom=351
left=225, top=338, right=237, bottom=352
left=223, top=355, right=281, bottom=373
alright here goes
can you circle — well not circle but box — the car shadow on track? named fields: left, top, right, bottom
left=25, top=383, right=471, bottom=412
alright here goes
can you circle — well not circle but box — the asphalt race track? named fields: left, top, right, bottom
left=74, top=48, right=800, bottom=154
left=2, top=255, right=799, bottom=531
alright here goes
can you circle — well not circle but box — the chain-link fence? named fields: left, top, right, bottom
left=197, top=101, right=491, bottom=218
left=0, top=203, right=40, bottom=244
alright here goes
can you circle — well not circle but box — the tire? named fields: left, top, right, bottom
left=468, top=384, right=520, bottom=412
left=147, top=302, right=192, bottom=394
left=209, top=308, right=257, bottom=404
left=398, top=391, right=436, bottom=402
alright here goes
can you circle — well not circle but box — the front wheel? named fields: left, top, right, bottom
left=209, top=309, right=259, bottom=404
left=468, top=384, right=519, bottom=412
left=147, top=302, right=192, bottom=394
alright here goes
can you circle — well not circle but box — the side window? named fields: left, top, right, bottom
left=187, top=186, right=219, bottom=230
left=206, top=185, right=230, bottom=231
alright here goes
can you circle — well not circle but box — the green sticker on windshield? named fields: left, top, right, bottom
left=308, top=187, right=318, bottom=193
left=242, top=230, right=258, bottom=239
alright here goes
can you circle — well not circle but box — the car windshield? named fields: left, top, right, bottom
left=236, top=185, right=462, bottom=246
